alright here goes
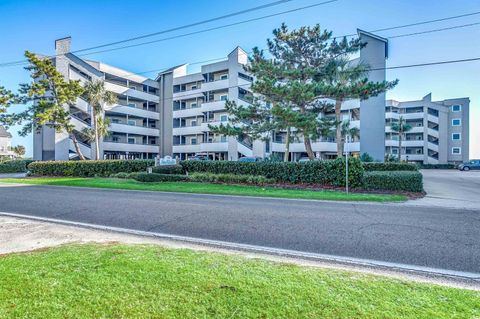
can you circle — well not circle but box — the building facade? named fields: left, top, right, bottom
left=386, top=94, right=470, bottom=164
left=33, top=33, right=470, bottom=164
left=0, top=126, right=14, bottom=158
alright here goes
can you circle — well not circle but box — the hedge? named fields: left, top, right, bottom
left=0, top=160, right=35, bottom=173
left=151, top=165, right=184, bottom=175
left=362, top=162, right=418, bottom=171
left=28, top=160, right=154, bottom=177
left=180, top=158, right=364, bottom=187
left=189, top=172, right=274, bottom=185
left=133, top=173, right=189, bottom=183
left=419, top=164, right=456, bottom=169
left=362, top=171, right=423, bottom=192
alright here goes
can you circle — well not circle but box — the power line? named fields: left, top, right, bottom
left=388, top=21, right=480, bottom=38
left=0, top=0, right=338, bottom=68
left=73, top=0, right=295, bottom=54
left=340, top=10, right=480, bottom=37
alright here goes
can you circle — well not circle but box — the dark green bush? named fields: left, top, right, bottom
left=362, top=171, right=423, bottom=192
left=181, top=158, right=363, bottom=187
left=0, top=160, right=35, bottom=173
left=419, top=164, right=456, bottom=169
left=133, top=173, right=189, bottom=183
left=151, top=165, right=184, bottom=175
left=110, top=172, right=129, bottom=179
left=362, top=162, right=418, bottom=171
left=28, top=160, right=154, bottom=177
left=190, top=172, right=275, bottom=185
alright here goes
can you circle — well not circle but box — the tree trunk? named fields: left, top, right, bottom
left=70, top=133, right=86, bottom=161
left=304, top=137, right=315, bottom=160
left=335, top=98, right=343, bottom=157
left=284, top=127, right=291, bottom=162
left=398, top=132, right=402, bottom=162
left=92, top=108, right=100, bottom=160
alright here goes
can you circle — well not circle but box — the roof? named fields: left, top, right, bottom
left=0, top=126, right=12, bottom=138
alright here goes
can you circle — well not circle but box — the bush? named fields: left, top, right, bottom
left=0, top=160, right=35, bottom=173
left=28, top=160, right=155, bottom=177
left=151, top=165, right=184, bottom=175
left=419, top=164, right=456, bottom=169
left=360, top=153, right=374, bottom=162
left=362, top=162, right=418, bottom=172
left=181, top=158, right=364, bottom=187
left=362, top=171, right=423, bottom=192
left=190, top=172, right=275, bottom=185
left=110, top=172, right=129, bottom=179
left=133, top=173, right=189, bottom=183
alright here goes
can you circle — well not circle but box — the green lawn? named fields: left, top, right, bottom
left=0, top=177, right=406, bottom=202
left=0, top=244, right=478, bottom=318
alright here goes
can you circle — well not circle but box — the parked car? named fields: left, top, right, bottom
left=458, top=159, right=480, bottom=171
left=238, top=156, right=262, bottom=163
left=189, top=155, right=210, bottom=161
left=298, top=157, right=311, bottom=163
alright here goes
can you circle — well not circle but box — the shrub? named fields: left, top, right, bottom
left=360, top=153, right=374, bottom=162
left=419, top=164, right=456, bottom=169
left=190, top=172, right=275, bottom=185
left=362, top=162, right=418, bottom=171
left=181, top=158, right=363, bottom=187
left=110, top=172, right=129, bottom=179
left=151, top=165, right=184, bottom=175
left=28, top=160, right=155, bottom=177
left=0, top=160, right=35, bottom=173
left=362, top=171, right=423, bottom=192
left=133, top=173, right=189, bottom=183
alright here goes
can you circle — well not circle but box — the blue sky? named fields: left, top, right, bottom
left=0, top=0, right=478, bottom=158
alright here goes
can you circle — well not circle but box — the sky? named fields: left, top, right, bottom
left=0, top=0, right=478, bottom=158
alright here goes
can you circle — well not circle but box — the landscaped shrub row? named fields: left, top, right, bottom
left=190, top=172, right=274, bottom=185
left=0, top=160, right=35, bottom=173
left=28, top=160, right=154, bottom=177
left=151, top=165, right=183, bottom=175
left=133, top=173, right=189, bottom=183
left=362, top=162, right=418, bottom=171
left=419, top=163, right=456, bottom=169
left=362, top=171, right=423, bottom=192
left=181, top=158, right=364, bottom=187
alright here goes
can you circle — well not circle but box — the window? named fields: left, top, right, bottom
left=451, top=105, right=461, bottom=112
left=220, top=115, right=228, bottom=122
left=128, top=137, right=135, bottom=144
left=220, top=95, right=228, bottom=101
left=220, top=135, right=227, bottom=142
left=128, top=103, right=136, bottom=108
left=191, top=85, right=197, bottom=90
left=191, top=103, right=197, bottom=108
left=452, top=119, right=461, bottom=126
left=112, top=136, right=119, bottom=142
left=191, top=138, right=197, bottom=145
left=452, top=133, right=461, bottom=141
left=452, top=147, right=461, bottom=155
left=127, top=120, right=136, bottom=126
left=220, top=74, right=228, bottom=80
left=191, top=120, right=197, bottom=127
left=129, top=86, right=137, bottom=90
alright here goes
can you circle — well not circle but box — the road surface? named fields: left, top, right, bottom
left=0, top=183, right=478, bottom=274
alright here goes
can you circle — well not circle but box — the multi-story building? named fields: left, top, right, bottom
left=33, top=32, right=470, bottom=164
left=385, top=94, right=469, bottom=164
left=0, top=126, right=14, bottom=158
left=34, top=37, right=167, bottom=161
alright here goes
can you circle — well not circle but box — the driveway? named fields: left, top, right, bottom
left=0, top=173, right=26, bottom=179
left=405, top=169, right=480, bottom=210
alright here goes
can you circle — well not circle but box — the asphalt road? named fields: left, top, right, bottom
left=0, top=183, right=479, bottom=274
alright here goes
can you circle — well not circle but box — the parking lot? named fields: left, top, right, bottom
left=407, top=169, right=480, bottom=210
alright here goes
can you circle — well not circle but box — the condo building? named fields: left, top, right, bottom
left=385, top=94, right=469, bottom=164
left=0, top=126, right=14, bottom=158
left=33, top=32, right=470, bottom=165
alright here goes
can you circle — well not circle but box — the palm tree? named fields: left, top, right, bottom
left=11, top=145, right=26, bottom=158
left=83, top=80, right=117, bottom=160
left=81, top=117, right=111, bottom=159
left=390, top=116, right=412, bottom=161
left=340, top=119, right=360, bottom=156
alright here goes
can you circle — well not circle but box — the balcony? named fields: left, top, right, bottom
left=103, top=141, right=158, bottom=153
left=201, top=79, right=229, bottom=92
left=173, top=107, right=203, bottom=118
left=107, top=104, right=160, bottom=120
left=173, top=86, right=204, bottom=99
left=201, top=100, right=226, bottom=113
left=172, top=125, right=203, bottom=136
left=105, top=81, right=159, bottom=102
left=109, top=123, right=159, bottom=136
left=200, top=141, right=229, bottom=152
left=403, top=140, right=424, bottom=147
left=173, top=144, right=202, bottom=153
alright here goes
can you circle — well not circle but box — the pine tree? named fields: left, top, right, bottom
left=11, top=51, right=87, bottom=160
